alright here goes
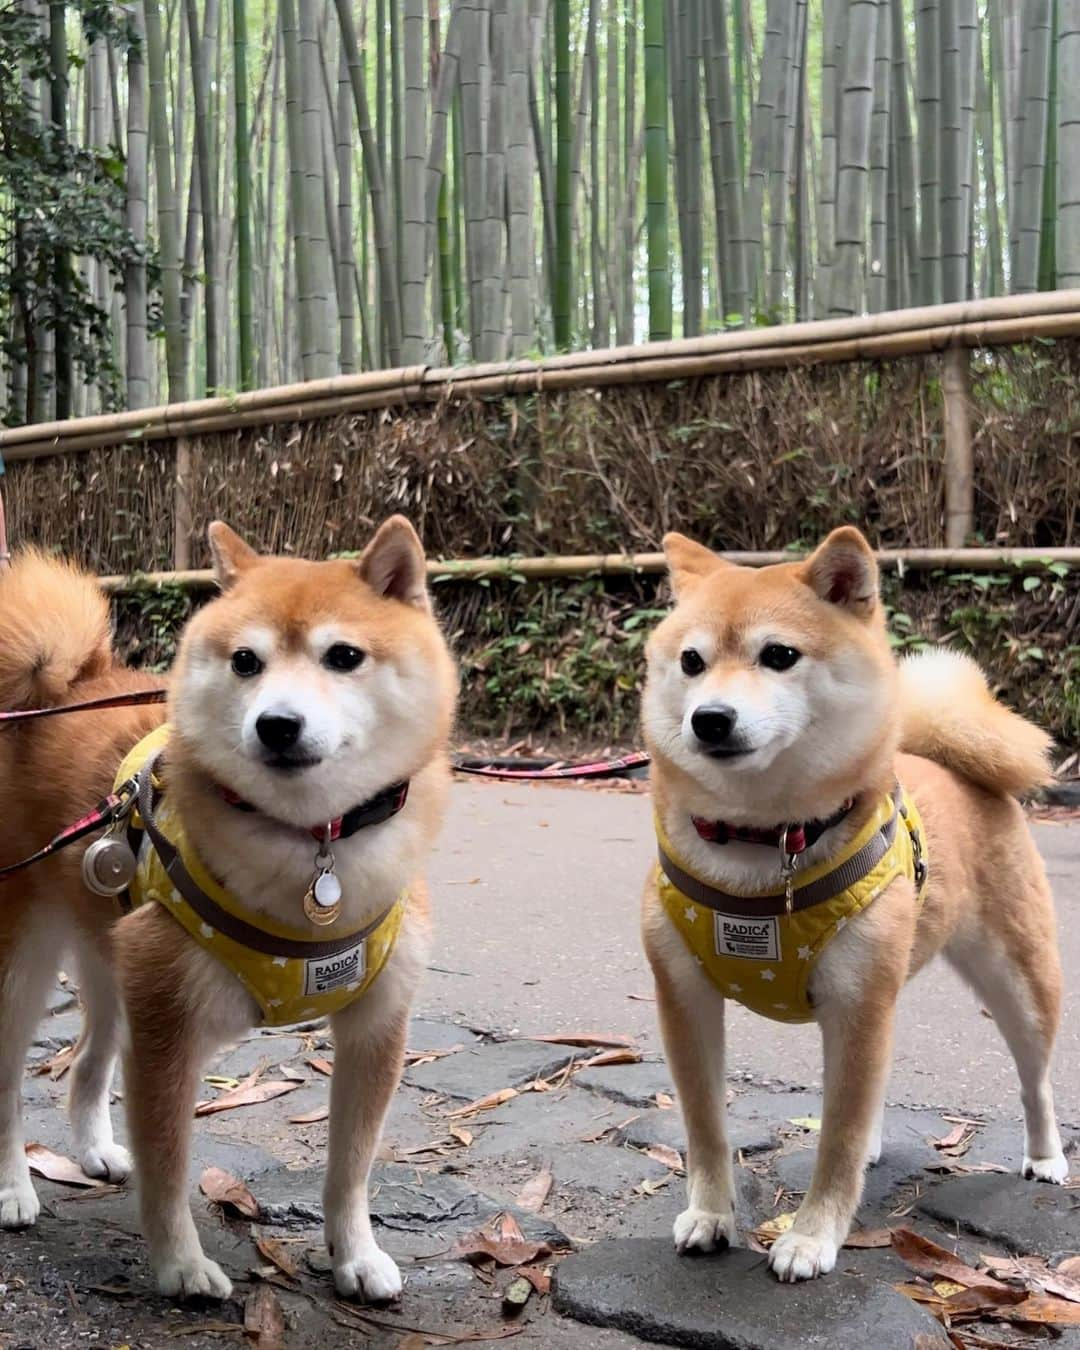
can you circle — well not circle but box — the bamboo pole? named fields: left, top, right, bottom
left=942, top=346, right=975, bottom=547
left=172, top=436, right=193, bottom=570
left=5, top=292, right=1080, bottom=461
left=99, top=545, right=1080, bottom=595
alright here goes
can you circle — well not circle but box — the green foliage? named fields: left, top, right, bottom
left=114, top=579, right=193, bottom=671
left=0, top=1, right=151, bottom=423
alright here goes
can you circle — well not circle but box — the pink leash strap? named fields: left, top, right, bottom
left=0, top=783, right=137, bottom=881
left=450, top=751, right=650, bottom=780
left=0, top=689, right=169, bottom=725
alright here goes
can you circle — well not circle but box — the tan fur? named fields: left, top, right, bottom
left=0, top=520, right=455, bottom=1301
left=642, top=527, right=1067, bottom=1284
left=898, top=648, right=1053, bottom=795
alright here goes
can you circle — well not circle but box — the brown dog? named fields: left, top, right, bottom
left=640, top=526, right=1067, bottom=1281
left=0, top=519, right=456, bottom=1300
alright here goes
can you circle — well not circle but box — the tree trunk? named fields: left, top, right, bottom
left=644, top=0, right=671, bottom=339
left=186, top=0, right=219, bottom=393
left=1058, top=0, right=1080, bottom=285
left=507, top=0, right=536, bottom=355
left=830, top=0, right=880, bottom=317
left=1015, top=0, right=1052, bottom=291
left=939, top=0, right=978, bottom=303
left=125, top=2, right=151, bottom=409
left=49, top=0, right=72, bottom=419
left=402, top=0, right=428, bottom=361
left=554, top=0, right=573, bottom=347
left=234, top=0, right=254, bottom=388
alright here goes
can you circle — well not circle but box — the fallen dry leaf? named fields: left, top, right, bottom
left=980, top=1253, right=1080, bottom=1304
left=199, top=1167, right=260, bottom=1219
left=933, top=1123, right=969, bottom=1150
left=843, top=1227, right=896, bottom=1249
left=996, top=1293, right=1080, bottom=1325
left=288, top=1106, right=330, bottom=1125
left=1058, top=1256, right=1080, bottom=1278
left=654, top=1092, right=674, bottom=1109
left=307, top=1056, right=334, bottom=1077
left=194, top=1079, right=301, bottom=1117
left=912, top=1335, right=952, bottom=1350
left=636, top=1174, right=671, bottom=1195
left=244, top=1284, right=286, bottom=1348
left=752, top=1212, right=795, bottom=1248
left=255, top=1236, right=299, bottom=1280
left=447, top=1088, right=517, bottom=1119
left=404, top=1045, right=463, bottom=1067
left=526, top=1033, right=636, bottom=1049
left=449, top=1125, right=474, bottom=1147
left=25, top=1143, right=103, bottom=1189
left=515, top=1165, right=553, bottom=1214
left=517, top=1264, right=551, bottom=1296
left=454, top=1213, right=551, bottom=1268
left=502, top=1276, right=532, bottom=1314
left=579, top=1047, right=642, bottom=1068
left=924, top=1161, right=1008, bottom=1176
left=644, top=1144, right=684, bottom=1173
left=890, top=1228, right=1012, bottom=1293
left=30, top=1045, right=75, bottom=1081
left=278, top=1064, right=306, bottom=1083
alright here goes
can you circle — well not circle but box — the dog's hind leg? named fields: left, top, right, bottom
left=68, top=926, right=131, bottom=1183
left=946, top=915, right=1067, bottom=1184
left=0, top=908, right=61, bottom=1229
left=653, top=955, right=738, bottom=1255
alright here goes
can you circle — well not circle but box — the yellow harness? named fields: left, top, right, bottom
left=115, top=727, right=405, bottom=1027
left=657, top=789, right=927, bottom=1024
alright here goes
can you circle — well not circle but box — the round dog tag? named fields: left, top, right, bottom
left=81, top=836, right=138, bottom=896
left=303, top=869, right=342, bottom=926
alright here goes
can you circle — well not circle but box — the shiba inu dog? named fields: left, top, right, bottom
left=641, top=526, right=1067, bottom=1283
left=0, top=518, right=456, bottom=1301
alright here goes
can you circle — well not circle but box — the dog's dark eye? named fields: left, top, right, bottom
left=324, top=643, right=365, bottom=673
left=680, top=648, right=706, bottom=677
left=760, top=643, right=802, bottom=672
left=231, top=648, right=263, bottom=678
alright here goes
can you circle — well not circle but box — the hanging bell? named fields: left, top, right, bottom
left=81, top=833, right=138, bottom=896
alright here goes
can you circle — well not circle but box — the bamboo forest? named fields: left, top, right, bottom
left=1, top=1, right=1078, bottom=425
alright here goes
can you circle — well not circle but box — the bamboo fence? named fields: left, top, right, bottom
left=3, top=290, right=1080, bottom=576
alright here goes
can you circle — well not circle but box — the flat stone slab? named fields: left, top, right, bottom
left=552, top=1238, right=946, bottom=1349
left=615, top=1108, right=775, bottom=1159
left=404, top=1038, right=578, bottom=1100
left=574, top=1060, right=675, bottom=1108
left=918, top=1173, right=1080, bottom=1257
left=406, top=1017, right=481, bottom=1053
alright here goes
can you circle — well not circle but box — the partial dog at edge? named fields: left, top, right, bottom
left=0, top=517, right=456, bottom=1301
left=641, top=525, right=1068, bottom=1283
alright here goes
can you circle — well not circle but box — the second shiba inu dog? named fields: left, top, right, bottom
left=0, top=518, right=456, bottom=1301
left=641, top=526, right=1067, bottom=1282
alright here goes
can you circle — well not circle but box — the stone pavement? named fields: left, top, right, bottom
left=0, top=780, right=1077, bottom=1349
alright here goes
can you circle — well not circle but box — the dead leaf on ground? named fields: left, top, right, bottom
left=255, top=1236, right=299, bottom=1280
left=932, top=1122, right=976, bottom=1158
left=644, top=1144, right=684, bottom=1173
left=404, top=1045, right=464, bottom=1067
left=515, top=1165, right=553, bottom=1213
left=923, top=1161, right=1008, bottom=1176
left=579, top=1047, right=642, bottom=1068
left=912, top=1335, right=953, bottom=1350
left=306, top=1056, right=334, bottom=1077
left=199, top=1167, right=260, bottom=1219
left=288, top=1106, right=330, bottom=1125
left=654, top=1092, right=674, bottom=1109
left=752, top=1212, right=795, bottom=1248
left=244, top=1284, right=286, bottom=1348
left=525, top=1033, right=636, bottom=1049
left=980, top=1253, right=1080, bottom=1304
left=447, top=1088, right=517, bottom=1118
left=637, top=1174, right=671, bottom=1195
left=996, top=1294, right=1080, bottom=1325
left=890, top=1228, right=1012, bottom=1292
left=787, top=1116, right=821, bottom=1132
left=843, top=1227, right=896, bottom=1249
left=1058, top=1256, right=1080, bottom=1278
left=25, top=1143, right=104, bottom=1189
left=518, top=1264, right=551, bottom=1295
left=194, top=1078, right=301, bottom=1117
left=278, top=1064, right=306, bottom=1082
left=449, top=1124, right=474, bottom=1147
left=30, top=1044, right=75, bottom=1080
left=454, top=1213, right=552, bottom=1268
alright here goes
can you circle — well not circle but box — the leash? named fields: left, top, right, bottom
left=451, top=750, right=650, bottom=781
left=0, top=688, right=169, bottom=725
left=0, top=780, right=138, bottom=881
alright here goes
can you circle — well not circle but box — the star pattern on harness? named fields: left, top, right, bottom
left=759, top=969, right=776, bottom=982
left=797, top=944, right=812, bottom=961
left=684, top=905, right=697, bottom=923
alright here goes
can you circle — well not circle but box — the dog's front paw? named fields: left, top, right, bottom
left=1023, top=1151, right=1069, bottom=1185
left=155, top=1252, right=233, bottom=1300
left=673, top=1206, right=737, bottom=1255
left=334, top=1245, right=403, bottom=1302
left=80, top=1142, right=132, bottom=1184
left=768, top=1229, right=838, bottom=1283
left=0, top=1175, right=40, bottom=1229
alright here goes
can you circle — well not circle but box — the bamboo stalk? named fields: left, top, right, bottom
left=5, top=293, right=1080, bottom=460
left=98, top=544, right=1080, bottom=595
left=942, top=346, right=974, bottom=547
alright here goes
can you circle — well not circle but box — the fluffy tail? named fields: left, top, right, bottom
left=898, top=649, right=1053, bottom=796
left=0, top=550, right=113, bottom=710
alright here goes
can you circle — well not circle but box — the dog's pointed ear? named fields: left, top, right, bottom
left=357, top=516, right=430, bottom=611
left=208, top=522, right=259, bottom=590
left=802, top=527, right=879, bottom=617
left=663, top=532, right=727, bottom=598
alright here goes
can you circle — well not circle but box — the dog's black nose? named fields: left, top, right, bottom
left=691, top=704, right=737, bottom=746
left=256, top=713, right=304, bottom=753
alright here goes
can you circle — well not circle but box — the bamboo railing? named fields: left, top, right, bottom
left=2, top=290, right=1080, bottom=572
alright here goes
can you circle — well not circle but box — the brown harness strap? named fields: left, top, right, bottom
left=657, top=792, right=903, bottom=919
left=135, top=751, right=393, bottom=961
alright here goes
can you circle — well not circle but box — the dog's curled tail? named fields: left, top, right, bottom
left=898, top=649, right=1052, bottom=796
left=0, top=550, right=112, bottom=710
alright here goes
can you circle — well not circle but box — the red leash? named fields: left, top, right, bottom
left=451, top=751, right=650, bottom=780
